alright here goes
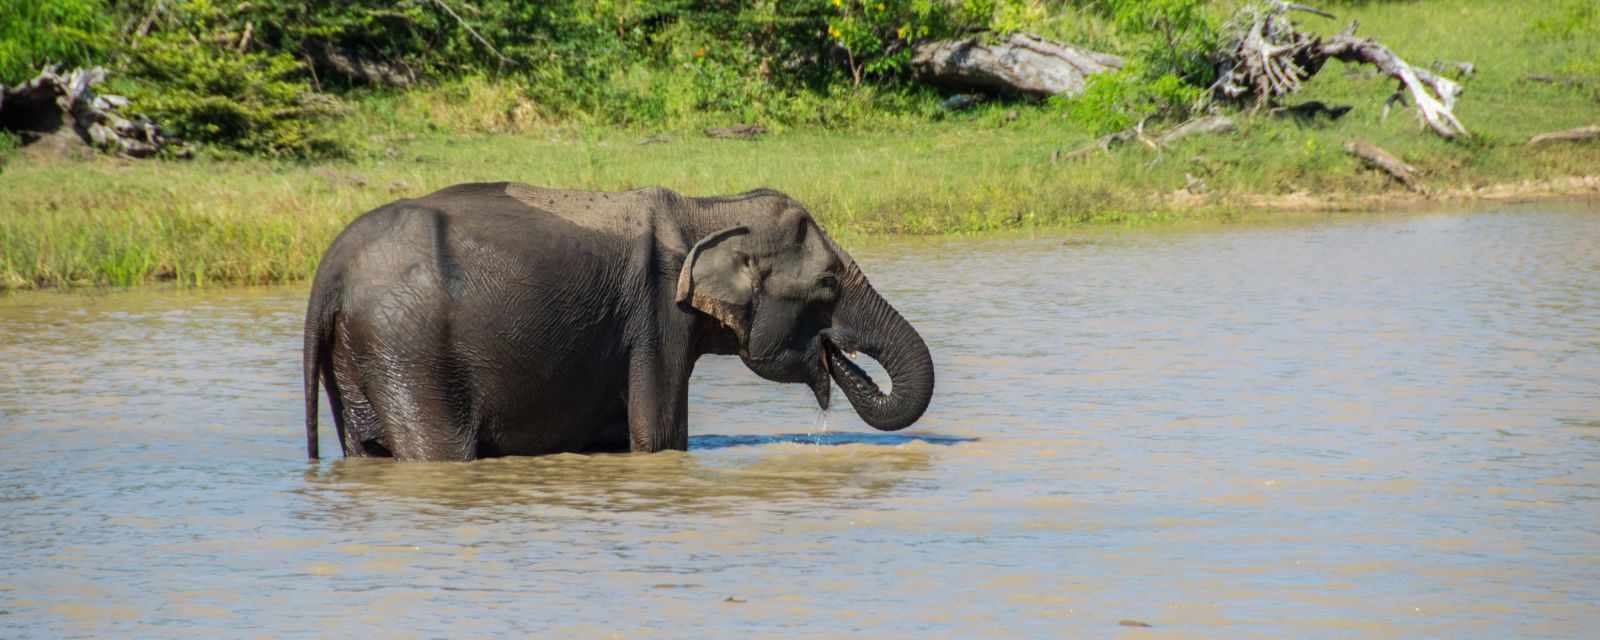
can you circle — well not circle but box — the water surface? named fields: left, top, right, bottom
left=3, top=205, right=1598, bottom=637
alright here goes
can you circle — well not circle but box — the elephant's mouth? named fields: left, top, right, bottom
left=818, top=330, right=882, bottom=412
left=807, top=339, right=834, bottom=411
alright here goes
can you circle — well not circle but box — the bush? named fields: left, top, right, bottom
left=1057, top=0, right=1216, bottom=133
left=1061, top=64, right=1205, bottom=134
left=0, top=1, right=1228, bottom=154
left=111, top=41, right=346, bottom=159
left=1105, top=0, right=1218, bottom=86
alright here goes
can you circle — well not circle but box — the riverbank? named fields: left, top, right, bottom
left=4, top=0, right=1599, bottom=291
left=3, top=119, right=1599, bottom=291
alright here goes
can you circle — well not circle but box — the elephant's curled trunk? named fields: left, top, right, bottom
left=825, top=268, right=935, bottom=430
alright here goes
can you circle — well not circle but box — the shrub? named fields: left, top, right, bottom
left=1062, top=63, right=1205, bottom=134
left=1105, top=0, right=1218, bottom=86
left=109, top=37, right=347, bottom=159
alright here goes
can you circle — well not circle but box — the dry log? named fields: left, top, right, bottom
left=0, top=66, right=187, bottom=158
left=704, top=124, right=767, bottom=140
left=1057, top=129, right=1136, bottom=162
left=1524, top=74, right=1600, bottom=88
left=1157, top=115, right=1235, bottom=146
left=1212, top=1, right=1467, bottom=139
left=911, top=32, right=1122, bottom=97
left=1049, top=116, right=1235, bottom=164
left=1527, top=125, right=1600, bottom=146
left=1055, top=115, right=1234, bottom=163
left=1343, top=139, right=1423, bottom=192
left=304, top=40, right=414, bottom=87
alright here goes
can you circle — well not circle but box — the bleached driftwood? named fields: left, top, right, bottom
left=1344, top=139, right=1423, bottom=192
left=1055, top=115, right=1235, bottom=164
left=1212, top=1, right=1468, bottom=139
left=911, top=32, right=1123, bottom=97
left=0, top=66, right=187, bottom=158
left=1156, top=115, right=1235, bottom=146
left=1527, top=125, right=1600, bottom=146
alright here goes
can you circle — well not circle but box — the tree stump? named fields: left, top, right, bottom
left=0, top=66, right=188, bottom=158
left=1212, top=1, right=1468, bottom=139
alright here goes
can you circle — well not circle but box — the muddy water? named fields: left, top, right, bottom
left=3, top=205, right=1599, bottom=637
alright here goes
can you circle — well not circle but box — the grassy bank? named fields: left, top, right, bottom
left=2, top=0, right=1598, bottom=290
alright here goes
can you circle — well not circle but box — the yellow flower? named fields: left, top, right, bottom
left=828, top=25, right=840, bottom=38
left=897, top=25, right=908, bottom=39
left=831, top=0, right=841, bottom=6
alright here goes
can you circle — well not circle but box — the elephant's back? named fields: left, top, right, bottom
left=412, top=181, right=669, bottom=239
left=318, top=184, right=637, bottom=392
left=325, top=183, right=632, bottom=281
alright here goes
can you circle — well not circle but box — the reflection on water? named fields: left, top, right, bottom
left=3, top=205, right=1599, bottom=637
left=297, top=443, right=936, bottom=516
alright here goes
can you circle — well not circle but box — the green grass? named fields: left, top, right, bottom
left=2, top=0, right=1598, bottom=291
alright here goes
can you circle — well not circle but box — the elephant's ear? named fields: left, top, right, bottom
left=675, top=226, right=754, bottom=330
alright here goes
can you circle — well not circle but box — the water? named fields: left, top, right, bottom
left=3, top=205, right=1598, bottom=637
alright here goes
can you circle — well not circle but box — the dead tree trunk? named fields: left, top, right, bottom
left=0, top=66, right=188, bottom=158
left=1212, top=1, right=1468, bottom=139
left=911, top=32, right=1123, bottom=97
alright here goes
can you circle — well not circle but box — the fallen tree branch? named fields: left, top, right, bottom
left=1054, top=115, right=1235, bottom=164
left=1344, top=139, right=1423, bottom=192
left=1528, top=125, right=1600, bottom=146
left=1320, top=34, right=1466, bottom=138
left=1213, top=1, right=1468, bottom=139
left=1156, top=115, right=1236, bottom=146
left=1057, top=129, right=1137, bottom=162
left=911, top=32, right=1122, bottom=97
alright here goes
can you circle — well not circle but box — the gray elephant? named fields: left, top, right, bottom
left=303, top=182, right=934, bottom=461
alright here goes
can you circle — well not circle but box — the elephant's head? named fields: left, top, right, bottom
left=675, top=199, right=934, bottom=431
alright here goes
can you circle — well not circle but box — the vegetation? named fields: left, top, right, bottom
left=1, top=0, right=1598, bottom=290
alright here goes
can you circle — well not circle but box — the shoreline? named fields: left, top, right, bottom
left=1194, top=175, right=1600, bottom=213
left=3, top=175, right=1595, bottom=294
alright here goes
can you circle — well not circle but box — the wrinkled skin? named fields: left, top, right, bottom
left=303, top=182, right=935, bottom=461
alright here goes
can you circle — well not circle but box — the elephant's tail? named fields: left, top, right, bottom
left=303, top=288, right=337, bottom=459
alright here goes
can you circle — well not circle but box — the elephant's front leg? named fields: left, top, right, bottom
left=625, top=348, right=691, bottom=453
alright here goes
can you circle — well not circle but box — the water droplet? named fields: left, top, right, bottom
left=812, top=408, right=832, bottom=445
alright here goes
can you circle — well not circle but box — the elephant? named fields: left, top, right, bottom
left=302, top=182, right=935, bottom=461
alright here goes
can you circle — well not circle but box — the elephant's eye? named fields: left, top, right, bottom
left=815, top=274, right=839, bottom=290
